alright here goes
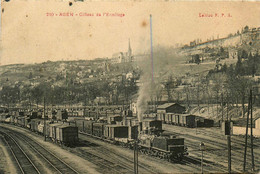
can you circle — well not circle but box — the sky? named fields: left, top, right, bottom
left=1, top=1, right=260, bottom=65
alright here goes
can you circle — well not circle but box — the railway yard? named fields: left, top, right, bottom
left=0, top=121, right=259, bottom=174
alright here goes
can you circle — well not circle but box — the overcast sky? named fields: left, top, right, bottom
left=1, top=1, right=260, bottom=65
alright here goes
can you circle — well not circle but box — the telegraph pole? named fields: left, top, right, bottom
left=44, top=96, right=46, bottom=141
left=227, top=130, right=231, bottom=173
left=243, top=91, right=251, bottom=172
left=221, top=92, right=224, bottom=122
left=250, top=89, right=255, bottom=171
left=134, top=129, right=139, bottom=174
left=150, top=14, right=154, bottom=83
left=226, top=93, right=231, bottom=174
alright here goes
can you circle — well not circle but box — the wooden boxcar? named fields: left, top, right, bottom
left=55, top=110, right=68, bottom=121
left=30, top=119, right=43, bottom=132
left=49, top=123, right=63, bottom=140
left=0, top=114, right=9, bottom=122
left=175, top=114, right=180, bottom=125
left=142, top=119, right=162, bottom=131
left=129, top=125, right=138, bottom=140
left=104, top=125, right=129, bottom=139
left=83, top=120, right=94, bottom=134
left=17, top=116, right=26, bottom=127
left=107, top=115, right=123, bottom=124
left=55, top=125, right=78, bottom=145
left=92, top=123, right=107, bottom=137
left=181, top=114, right=196, bottom=128
left=165, top=113, right=171, bottom=124
left=203, top=119, right=214, bottom=127
left=75, top=119, right=85, bottom=132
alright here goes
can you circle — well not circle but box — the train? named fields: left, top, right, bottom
left=0, top=109, right=189, bottom=161
left=71, top=117, right=188, bottom=161
left=154, top=113, right=214, bottom=128
left=0, top=113, right=78, bottom=146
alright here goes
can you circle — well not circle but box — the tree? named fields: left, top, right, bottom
left=222, top=63, right=228, bottom=73
left=241, top=50, right=248, bottom=59
left=194, top=54, right=201, bottom=64
left=243, top=26, right=249, bottom=33
left=220, top=47, right=224, bottom=53
left=29, top=72, right=33, bottom=79
left=235, top=56, right=244, bottom=76
left=31, top=86, right=43, bottom=108
left=184, top=86, right=190, bottom=108
left=164, top=75, right=174, bottom=102
left=248, top=52, right=257, bottom=77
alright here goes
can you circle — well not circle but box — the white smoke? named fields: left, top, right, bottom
left=136, top=46, right=185, bottom=122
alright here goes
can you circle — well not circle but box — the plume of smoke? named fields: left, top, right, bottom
left=136, top=46, right=185, bottom=122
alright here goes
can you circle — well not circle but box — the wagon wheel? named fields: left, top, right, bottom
left=163, top=154, right=168, bottom=159
left=148, top=150, right=152, bottom=155
left=178, top=155, right=183, bottom=161
left=167, top=157, right=171, bottom=162
left=144, top=150, right=149, bottom=155
left=159, top=152, right=164, bottom=159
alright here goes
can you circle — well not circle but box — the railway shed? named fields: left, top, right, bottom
left=157, top=103, right=185, bottom=114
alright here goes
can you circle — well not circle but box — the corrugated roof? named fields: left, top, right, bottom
left=157, top=103, right=179, bottom=109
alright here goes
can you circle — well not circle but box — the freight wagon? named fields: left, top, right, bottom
left=0, top=114, right=10, bottom=122
left=83, top=120, right=94, bottom=134
left=55, top=125, right=78, bottom=146
left=75, top=119, right=94, bottom=135
left=104, top=125, right=129, bottom=145
left=49, top=123, right=78, bottom=146
left=74, top=117, right=187, bottom=161
left=92, top=122, right=107, bottom=138
left=156, top=113, right=214, bottom=128
left=142, top=119, right=162, bottom=131
left=179, top=114, right=196, bottom=128
left=156, top=113, right=165, bottom=123
left=17, top=116, right=27, bottom=127
left=74, top=119, right=85, bottom=132
left=30, top=119, right=43, bottom=132
left=165, top=113, right=173, bottom=124
left=107, top=115, right=123, bottom=124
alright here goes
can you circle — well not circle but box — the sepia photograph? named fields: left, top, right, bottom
left=0, top=0, right=260, bottom=173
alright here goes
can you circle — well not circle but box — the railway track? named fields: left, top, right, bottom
left=0, top=127, right=79, bottom=174
left=71, top=147, right=131, bottom=174
left=0, top=130, right=41, bottom=174
left=78, top=132, right=197, bottom=173
left=80, top=134, right=157, bottom=173
left=88, top=140, right=157, bottom=174
left=70, top=132, right=157, bottom=174
left=0, top=124, right=159, bottom=173
left=164, top=125, right=260, bottom=172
